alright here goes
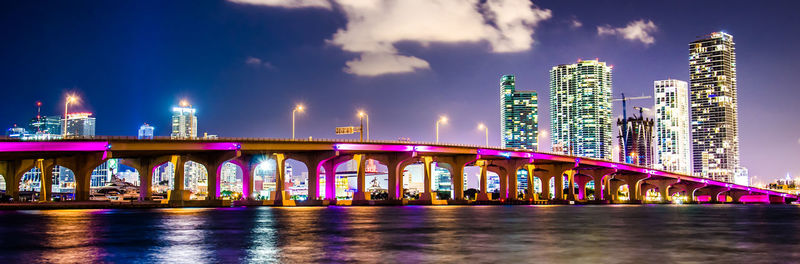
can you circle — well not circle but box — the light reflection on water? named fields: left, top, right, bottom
left=1, top=205, right=800, bottom=263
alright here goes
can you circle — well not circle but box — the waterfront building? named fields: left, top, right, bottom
left=171, top=104, right=197, bottom=139
left=550, top=59, right=614, bottom=159
left=65, top=112, right=96, bottom=136
left=138, top=124, right=154, bottom=139
left=689, top=32, right=740, bottom=182
left=654, top=79, right=691, bottom=174
left=6, top=125, right=29, bottom=138
left=500, top=75, right=539, bottom=150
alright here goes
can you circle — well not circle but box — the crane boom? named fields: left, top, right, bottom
left=612, top=95, right=651, bottom=101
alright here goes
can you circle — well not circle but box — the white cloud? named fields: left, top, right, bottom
left=245, top=56, right=276, bottom=69
left=228, top=0, right=332, bottom=9
left=569, top=17, right=582, bottom=28
left=230, top=0, right=552, bottom=76
left=597, top=19, right=658, bottom=45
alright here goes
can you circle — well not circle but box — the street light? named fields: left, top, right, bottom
left=292, top=105, right=304, bottom=139
left=358, top=111, right=369, bottom=141
left=63, top=95, right=78, bottom=138
left=478, top=123, right=488, bottom=146
left=435, top=116, right=447, bottom=143
left=538, top=129, right=548, bottom=151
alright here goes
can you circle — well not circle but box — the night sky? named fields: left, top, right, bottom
left=1, top=0, right=799, bottom=183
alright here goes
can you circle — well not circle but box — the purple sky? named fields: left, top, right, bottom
left=1, top=0, right=799, bottom=183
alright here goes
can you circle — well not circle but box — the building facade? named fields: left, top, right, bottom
left=500, top=75, right=539, bottom=150
left=550, top=60, right=613, bottom=160
left=689, top=32, right=740, bottom=182
left=66, top=112, right=96, bottom=136
left=171, top=106, right=197, bottom=139
left=654, top=79, right=691, bottom=174
left=138, top=124, right=154, bottom=139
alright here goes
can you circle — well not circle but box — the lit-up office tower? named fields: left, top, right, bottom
left=689, top=32, right=740, bottom=182
left=654, top=79, right=691, bottom=174
left=500, top=75, right=539, bottom=150
left=138, top=124, right=154, bottom=139
left=66, top=112, right=96, bottom=136
left=550, top=60, right=613, bottom=159
left=171, top=104, right=197, bottom=139
left=29, top=116, right=62, bottom=135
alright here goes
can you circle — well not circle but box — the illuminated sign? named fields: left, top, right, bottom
left=335, top=126, right=361, bottom=135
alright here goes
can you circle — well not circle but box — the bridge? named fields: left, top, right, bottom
left=0, top=137, right=794, bottom=205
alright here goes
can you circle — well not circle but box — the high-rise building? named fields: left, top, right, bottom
left=138, top=124, right=154, bottom=139
left=6, top=125, right=29, bottom=138
left=65, top=112, right=96, bottom=137
left=171, top=105, right=197, bottom=139
left=654, top=79, right=691, bottom=174
left=500, top=75, right=539, bottom=150
left=689, top=32, right=740, bottom=182
left=550, top=59, right=613, bottom=159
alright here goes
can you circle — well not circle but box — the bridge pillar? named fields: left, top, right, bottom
left=1, top=159, right=36, bottom=202
left=73, top=152, right=108, bottom=201
left=566, top=170, right=576, bottom=201
left=524, top=165, right=536, bottom=200
left=578, top=168, right=615, bottom=202
left=352, top=155, right=371, bottom=201
left=268, top=153, right=295, bottom=206
left=418, top=156, right=437, bottom=201
left=644, top=179, right=679, bottom=203
left=729, top=190, right=750, bottom=203
left=322, top=159, right=336, bottom=201
left=533, top=164, right=573, bottom=202
left=494, top=166, right=508, bottom=200
left=432, top=155, right=479, bottom=201
left=613, top=173, right=650, bottom=203
left=39, top=159, right=56, bottom=202
left=476, top=160, right=490, bottom=201
left=507, top=167, right=518, bottom=200
left=669, top=181, right=706, bottom=202
left=168, top=155, right=188, bottom=202
left=609, top=179, right=625, bottom=202
left=537, top=173, right=551, bottom=200
left=574, top=174, right=592, bottom=201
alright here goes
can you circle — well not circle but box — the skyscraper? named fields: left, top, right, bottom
left=29, top=116, right=62, bottom=135
left=138, top=123, right=154, bottom=139
left=689, top=32, right=740, bottom=182
left=550, top=60, right=613, bottom=160
left=500, top=75, right=539, bottom=150
left=654, top=79, right=691, bottom=174
left=171, top=104, right=197, bottom=139
left=65, top=112, right=96, bottom=136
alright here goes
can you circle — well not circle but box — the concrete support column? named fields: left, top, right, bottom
left=507, top=168, right=518, bottom=200
left=322, top=159, right=337, bottom=201
left=524, top=165, right=536, bottom=200
left=206, top=161, right=222, bottom=200
left=575, top=176, right=589, bottom=201
left=271, top=154, right=289, bottom=201
left=477, top=160, right=490, bottom=201
left=2, top=159, right=35, bottom=202
left=644, top=179, right=678, bottom=203
left=613, top=174, right=650, bottom=203
left=39, top=160, right=53, bottom=202
left=418, top=156, right=436, bottom=201
left=566, top=170, right=576, bottom=201
left=451, top=164, right=465, bottom=200
left=169, top=155, right=186, bottom=201
left=307, top=161, right=321, bottom=200
left=554, top=173, right=564, bottom=201
left=538, top=175, right=551, bottom=200
left=729, top=191, right=749, bottom=203
left=498, top=168, right=508, bottom=200
left=769, top=195, right=787, bottom=204
left=352, top=155, right=370, bottom=201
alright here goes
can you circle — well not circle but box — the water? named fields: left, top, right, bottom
left=1, top=205, right=799, bottom=263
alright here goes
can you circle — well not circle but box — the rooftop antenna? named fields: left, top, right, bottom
left=36, top=101, right=42, bottom=133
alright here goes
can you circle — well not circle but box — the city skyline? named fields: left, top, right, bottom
left=2, top=1, right=800, bottom=183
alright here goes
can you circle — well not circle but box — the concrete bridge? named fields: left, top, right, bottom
left=0, top=137, right=794, bottom=205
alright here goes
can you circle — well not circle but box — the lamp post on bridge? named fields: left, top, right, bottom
left=435, top=116, right=447, bottom=143
left=292, top=104, right=304, bottom=139
left=478, top=123, right=488, bottom=147
left=63, top=95, right=78, bottom=138
left=358, top=110, right=369, bottom=141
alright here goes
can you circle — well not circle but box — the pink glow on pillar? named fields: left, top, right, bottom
left=335, top=143, right=413, bottom=152
left=739, top=195, right=770, bottom=203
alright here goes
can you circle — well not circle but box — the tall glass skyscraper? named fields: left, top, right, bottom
left=654, top=79, right=691, bottom=174
left=171, top=105, right=197, bottom=139
left=550, top=60, right=613, bottom=160
left=500, top=75, right=538, bottom=150
left=689, top=32, right=740, bottom=182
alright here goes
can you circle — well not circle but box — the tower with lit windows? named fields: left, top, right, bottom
left=500, top=75, right=539, bottom=150
left=689, top=32, right=740, bottom=182
left=654, top=79, right=691, bottom=174
left=549, top=59, right=613, bottom=160
left=171, top=101, right=197, bottom=139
